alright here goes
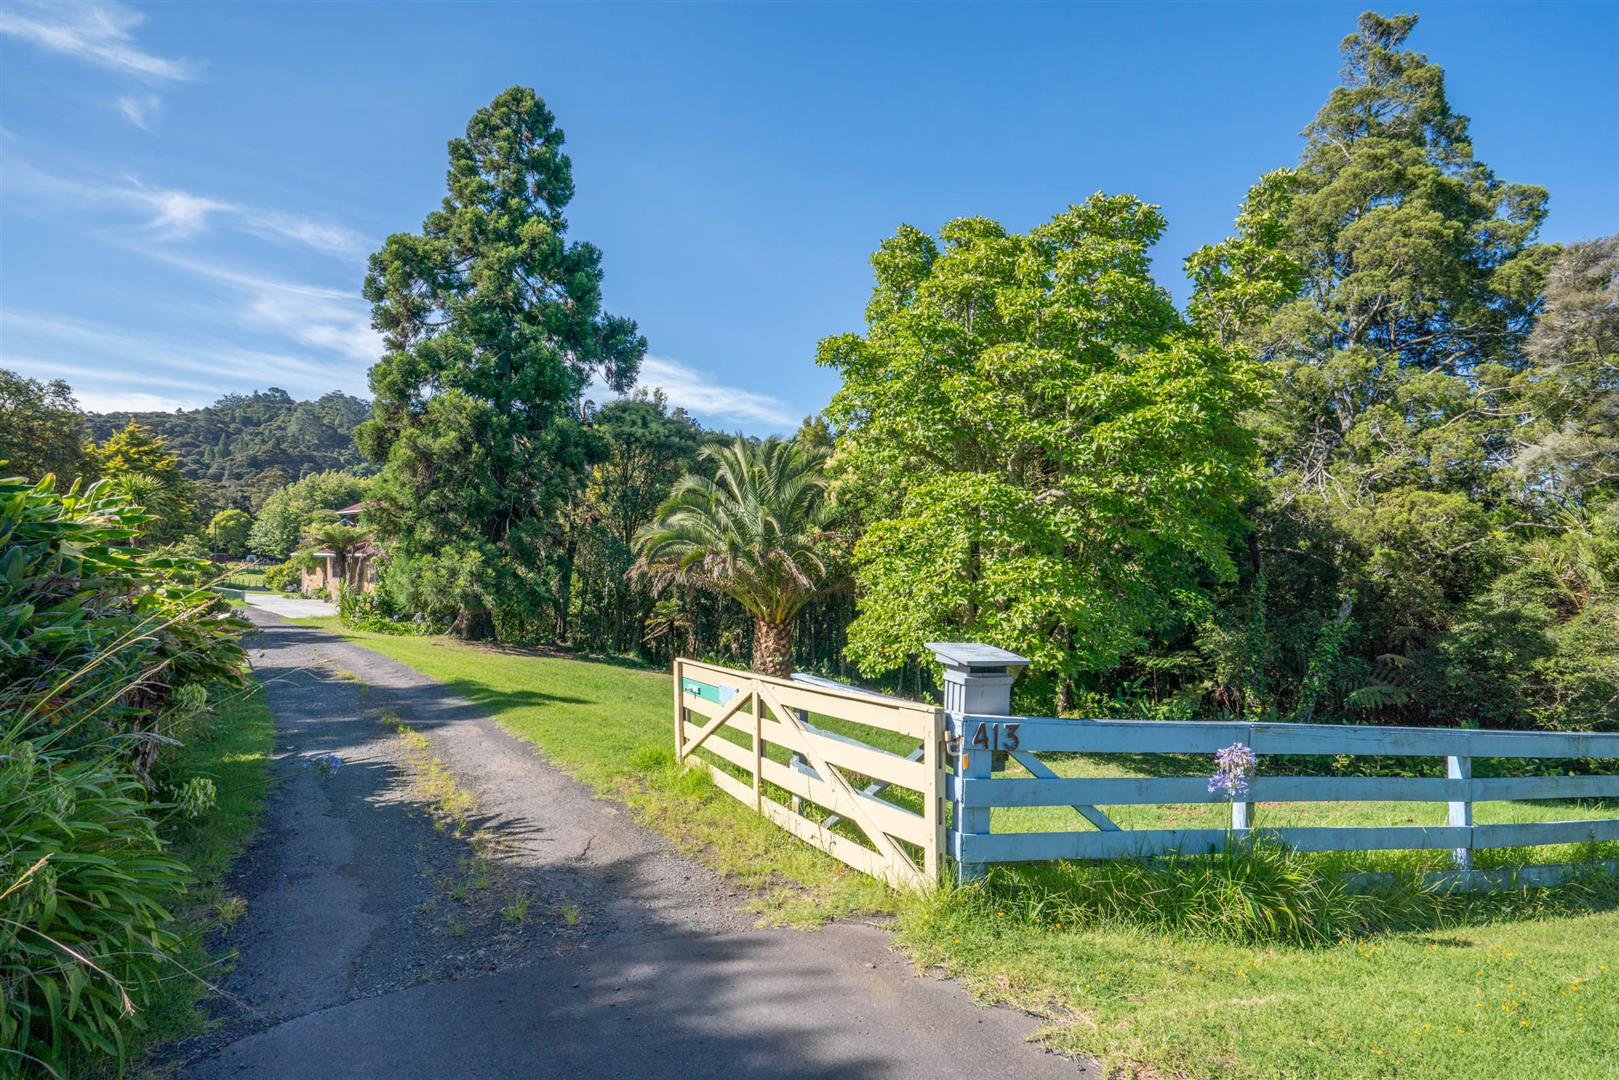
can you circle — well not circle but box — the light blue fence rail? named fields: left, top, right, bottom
left=945, top=713, right=1619, bottom=880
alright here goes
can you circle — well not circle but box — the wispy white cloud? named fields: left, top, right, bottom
left=3, top=160, right=368, bottom=257
left=238, top=210, right=367, bottom=259
left=136, top=251, right=382, bottom=363
left=0, top=1, right=196, bottom=81
left=125, top=181, right=233, bottom=239
left=113, top=92, right=160, bottom=131
left=614, top=355, right=800, bottom=430
left=1, top=302, right=376, bottom=409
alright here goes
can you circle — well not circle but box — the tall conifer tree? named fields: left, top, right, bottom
left=358, top=87, right=645, bottom=638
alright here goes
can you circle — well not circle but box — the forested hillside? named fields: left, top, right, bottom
left=85, top=388, right=371, bottom=512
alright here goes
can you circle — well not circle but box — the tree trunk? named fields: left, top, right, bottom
left=554, top=533, right=578, bottom=644
left=453, top=605, right=494, bottom=640
left=752, top=619, right=794, bottom=678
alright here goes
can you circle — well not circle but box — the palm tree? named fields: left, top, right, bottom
left=635, top=437, right=835, bottom=677
left=301, top=522, right=370, bottom=595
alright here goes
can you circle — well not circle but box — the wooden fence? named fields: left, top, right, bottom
left=673, top=654, right=1619, bottom=889
left=947, top=714, right=1619, bottom=877
left=673, top=659, right=944, bottom=890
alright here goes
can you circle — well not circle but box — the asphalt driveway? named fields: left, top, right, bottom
left=176, top=609, right=1090, bottom=1079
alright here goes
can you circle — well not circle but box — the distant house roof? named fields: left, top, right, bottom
left=336, top=502, right=366, bottom=515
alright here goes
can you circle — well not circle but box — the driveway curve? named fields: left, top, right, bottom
left=177, top=609, right=1090, bottom=1079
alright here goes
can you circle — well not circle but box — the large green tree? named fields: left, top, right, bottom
left=0, top=369, right=87, bottom=482
left=248, top=470, right=370, bottom=559
left=208, top=508, right=253, bottom=555
left=820, top=194, right=1257, bottom=708
left=1186, top=12, right=1556, bottom=723
left=356, top=86, right=645, bottom=639
left=1506, top=235, right=1619, bottom=506
left=90, top=421, right=196, bottom=544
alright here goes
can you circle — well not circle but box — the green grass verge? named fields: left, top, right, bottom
left=299, top=619, right=1619, bottom=1079
left=126, top=680, right=276, bottom=1072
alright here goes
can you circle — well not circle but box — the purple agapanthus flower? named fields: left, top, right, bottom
left=1208, top=742, right=1256, bottom=800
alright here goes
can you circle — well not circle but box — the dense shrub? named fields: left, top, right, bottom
left=1, top=475, right=245, bottom=768
left=337, top=582, right=443, bottom=636
left=0, top=736, right=189, bottom=1071
left=262, top=558, right=303, bottom=592
left=1, top=472, right=247, bottom=1072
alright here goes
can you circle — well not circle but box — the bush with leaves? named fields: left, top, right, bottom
left=1, top=474, right=245, bottom=770
left=261, top=559, right=303, bottom=592
left=0, top=737, right=190, bottom=1073
left=0, top=472, right=247, bottom=1073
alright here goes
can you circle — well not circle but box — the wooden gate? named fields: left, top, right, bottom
left=673, top=658, right=943, bottom=890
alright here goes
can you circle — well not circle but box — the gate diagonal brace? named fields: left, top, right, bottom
left=1008, top=749, right=1120, bottom=832
left=758, top=684, right=924, bottom=881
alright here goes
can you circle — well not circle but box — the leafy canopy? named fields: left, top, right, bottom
left=247, top=469, right=370, bottom=559
left=0, top=368, right=86, bottom=483
left=820, top=194, right=1257, bottom=692
left=1182, top=11, right=1560, bottom=724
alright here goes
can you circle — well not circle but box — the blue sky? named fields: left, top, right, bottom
left=2, top=1, right=1615, bottom=433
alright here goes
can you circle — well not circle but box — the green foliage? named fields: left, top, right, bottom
left=89, top=422, right=197, bottom=545
left=1436, top=501, right=1619, bottom=731
left=357, top=86, right=645, bottom=640
left=820, top=194, right=1256, bottom=705
left=0, top=369, right=87, bottom=484
left=208, top=508, right=252, bottom=555
left=1506, top=235, right=1619, bottom=503
left=636, top=436, right=836, bottom=675
left=337, top=582, right=442, bottom=636
left=941, top=840, right=1441, bottom=948
left=262, top=559, right=302, bottom=592
left=1175, top=12, right=1576, bottom=726
left=0, top=472, right=249, bottom=1075
left=563, top=392, right=705, bottom=652
left=1, top=474, right=245, bottom=768
left=84, top=387, right=372, bottom=518
left=0, top=736, right=189, bottom=1073
left=247, top=469, right=369, bottom=559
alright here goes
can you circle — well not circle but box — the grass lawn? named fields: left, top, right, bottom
left=295, top=618, right=1619, bottom=1079
left=221, top=568, right=266, bottom=590
left=127, top=680, right=277, bottom=1072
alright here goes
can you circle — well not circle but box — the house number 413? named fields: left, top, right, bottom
left=968, top=721, right=1019, bottom=752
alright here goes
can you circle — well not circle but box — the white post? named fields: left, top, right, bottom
left=1448, top=754, right=1473, bottom=871
left=1232, top=797, right=1251, bottom=833
left=927, top=643, right=1029, bottom=883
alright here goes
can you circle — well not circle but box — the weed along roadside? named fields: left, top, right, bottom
left=286, top=613, right=1619, bottom=1080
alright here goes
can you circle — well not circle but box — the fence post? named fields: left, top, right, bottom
left=752, top=680, right=763, bottom=812
left=673, top=658, right=685, bottom=760
left=927, top=643, right=1030, bottom=884
left=1448, top=754, right=1473, bottom=871
left=1232, top=722, right=1255, bottom=835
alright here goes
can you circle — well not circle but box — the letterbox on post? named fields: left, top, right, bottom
left=927, top=642, right=1029, bottom=881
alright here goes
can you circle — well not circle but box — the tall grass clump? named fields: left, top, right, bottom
left=935, top=838, right=1444, bottom=948
left=1, top=472, right=247, bottom=1076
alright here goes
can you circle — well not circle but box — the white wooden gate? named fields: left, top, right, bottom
left=673, top=658, right=944, bottom=890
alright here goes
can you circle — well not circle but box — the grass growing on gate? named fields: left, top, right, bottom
left=297, top=619, right=1619, bottom=1080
